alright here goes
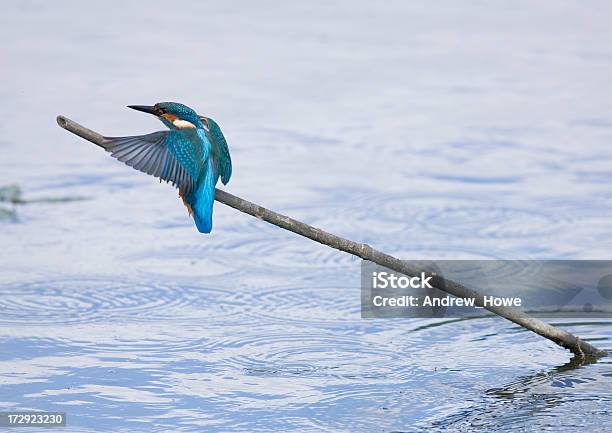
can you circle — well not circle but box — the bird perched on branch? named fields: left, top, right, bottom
left=98, top=102, right=232, bottom=233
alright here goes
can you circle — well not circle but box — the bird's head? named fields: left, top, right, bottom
left=128, top=102, right=204, bottom=130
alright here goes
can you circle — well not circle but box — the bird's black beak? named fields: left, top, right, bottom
left=127, top=105, right=157, bottom=115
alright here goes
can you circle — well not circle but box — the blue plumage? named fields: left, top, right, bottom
left=99, top=102, right=232, bottom=233
left=190, top=158, right=217, bottom=233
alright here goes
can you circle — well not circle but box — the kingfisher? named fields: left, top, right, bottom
left=97, top=102, right=232, bottom=233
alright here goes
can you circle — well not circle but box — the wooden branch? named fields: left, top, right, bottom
left=56, top=115, right=606, bottom=359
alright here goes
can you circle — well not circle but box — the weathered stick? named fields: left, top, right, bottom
left=56, top=115, right=606, bottom=358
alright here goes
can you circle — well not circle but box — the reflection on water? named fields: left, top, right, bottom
left=440, top=355, right=612, bottom=432
left=1, top=1, right=612, bottom=432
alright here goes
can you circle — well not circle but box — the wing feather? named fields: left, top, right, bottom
left=101, top=131, right=195, bottom=195
left=201, top=117, right=232, bottom=185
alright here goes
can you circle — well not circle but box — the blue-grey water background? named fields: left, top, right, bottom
left=1, top=1, right=611, bottom=431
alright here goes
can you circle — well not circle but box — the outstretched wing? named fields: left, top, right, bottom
left=100, top=131, right=195, bottom=194
left=201, top=117, right=232, bottom=185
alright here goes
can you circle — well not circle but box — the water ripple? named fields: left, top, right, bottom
left=247, top=283, right=359, bottom=326
left=0, top=278, right=248, bottom=325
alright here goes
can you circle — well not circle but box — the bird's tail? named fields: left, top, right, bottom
left=191, top=160, right=218, bottom=234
